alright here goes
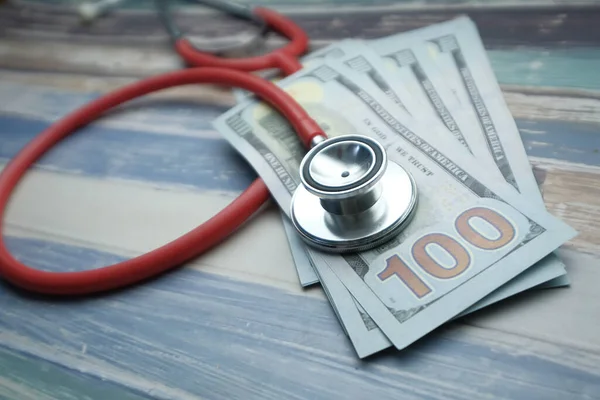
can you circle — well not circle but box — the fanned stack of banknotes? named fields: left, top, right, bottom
left=212, top=16, right=578, bottom=358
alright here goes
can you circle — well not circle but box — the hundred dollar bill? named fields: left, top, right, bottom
left=312, top=254, right=392, bottom=358
left=369, top=17, right=569, bottom=287
left=370, top=16, right=544, bottom=208
left=336, top=49, right=416, bottom=117
left=273, top=41, right=463, bottom=286
left=326, top=59, right=568, bottom=296
left=369, top=38, right=490, bottom=158
left=284, top=216, right=393, bottom=356
left=232, top=39, right=361, bottom=103
left=225, top=56, right=565, bottom=357
left=304, top=41, right=424, bottom=117
left=233, top=43, right=361, bottom=285
left=234, top=42, right=384, bottom=287
left=290, top=64, right=575, bottom=350
left=213, top=62, right=576, bottom=353
left=280, top=214, right=319, bottom=286
left=314, top=41, right=567, bottom=287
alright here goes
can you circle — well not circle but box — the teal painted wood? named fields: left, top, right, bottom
left=0, top=346, right=151, bottom=400
left=1, top=236, right=599, bottom=400
left=2, top=48, right=598, bottom=91
left=489, top=48, right=600, bottom=90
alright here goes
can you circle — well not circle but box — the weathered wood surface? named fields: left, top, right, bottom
left=0, top=0, right=599, bottom=399
left=4, top=0, right=600, bottom=46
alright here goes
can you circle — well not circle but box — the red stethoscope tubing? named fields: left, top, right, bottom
left=0, top=8, right=323, bottom=295
left=175, top=7, right=308, bottom=74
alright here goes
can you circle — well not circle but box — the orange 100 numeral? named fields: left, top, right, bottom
left=377, top=206, right=516, bottom=299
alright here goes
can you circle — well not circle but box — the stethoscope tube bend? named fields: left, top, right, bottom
left=0, top=68, right=323, bottom=295
left=0, top=4, right=416, bottom=296
left=171, top=6, right=308, bottom=75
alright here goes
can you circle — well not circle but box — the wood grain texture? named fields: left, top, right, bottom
left=2, top=38, right=599, bottom=92
left=0, top=236, right=599, bottom=400
left=0, top=78, right=598, bottom=275
left=533, top=158, right=600, bottom=255
left=0, top=347, right=151, bottom=400
left=0, top=78, right=598, bottom=349
left=1, top=0, right=600, bottom=398
left=4, top=1, right=600, bottom=46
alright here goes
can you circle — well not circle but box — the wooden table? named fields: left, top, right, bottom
left=1, top=1, right=599, bottom=399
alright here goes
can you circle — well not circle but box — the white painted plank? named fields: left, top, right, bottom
left=1, top=166, right=313, bottom=296
left=463, top=248, right=600, bottom=354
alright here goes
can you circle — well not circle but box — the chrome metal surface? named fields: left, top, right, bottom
left=308, top=140, right=375, bottom=189
left=320, top=183, right=382, bottom=215
left=291, top=160, right=417, bottom=253
left=309, top=135, right=326, bottom=148
left=300, top=135, right=386, bottom=200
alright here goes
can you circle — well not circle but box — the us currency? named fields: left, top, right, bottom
left=213, top=62, right=576, bottom=354
left=306, top=41, right=568, bottom=290
left=278, top=40, right=462, bottom=287
left=234, top=41, right=368, bottom=286
left=280, top=214, right=318, bottom=286
left=297, top=60, right=566, bottom=334
left=229, top=53, right=562, bottom=356
left=324, top=58, right=568, bottom=297
left=288, top=63, right=575, bottom=351
left=367, top=39, right=489, bottom=157
left=369, top=17, right=569, bottom=287
left=313, top=254, right=392, bottom=358
left=369, top=16, right=546, bottom=212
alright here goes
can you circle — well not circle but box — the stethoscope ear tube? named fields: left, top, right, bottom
left=170, top=6, right=309, bottom=75
left=155, top=0, right=269, bottom=55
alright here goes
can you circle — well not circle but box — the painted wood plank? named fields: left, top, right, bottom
left=14, top=0, right=600, bottom=8
left=2, top=37, right=600, bottom=93
left=0, top=346, right=151, bottom=400
left=2, top=152, right=598, bottom=348
left=0, top=80, right=598, bottom=256
left=487, top=48, right=600, bottom=91
left=1, top=80, right=599, bottom=183
left=518, top=118, right=600, bottom=166
left=504, top=87, right=600, bottom=125
left=1, top=235, right=599, bottom=400
left=4, top=70, right=600, bottom=124
left=532, top=157, right=600, bottom=256
left=4, top=1, right=600, bottom=47
left=0, top=114, right=256, bottom=192
left=1, top=167, right=308, bottom=293
left=0, top=80, right=233, bottom=136
left=3, top=106, right=598, bottom=176
left=463, top=248, right=600, bottom=355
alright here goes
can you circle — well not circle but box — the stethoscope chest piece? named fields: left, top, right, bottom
left=290, top=135, right=418, bottom=253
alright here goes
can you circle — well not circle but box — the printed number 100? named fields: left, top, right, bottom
left=377, top=206, right=516, bottom=298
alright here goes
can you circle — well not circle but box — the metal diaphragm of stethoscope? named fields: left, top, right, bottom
left=291, top=135, right=418, bottom=253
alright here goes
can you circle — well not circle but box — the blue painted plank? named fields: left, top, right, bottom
left=0, top=236, right=599, bottom=400
left=518, top=118, right=600, bottom=165
left=2, top=110, right=600, bottom=190
left=0, top=346, right=151, bottom=400
left=0, top=114, right=256, bottom=191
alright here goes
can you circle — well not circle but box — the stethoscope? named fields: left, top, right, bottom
left=0, top=0, right=417, bottom=295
